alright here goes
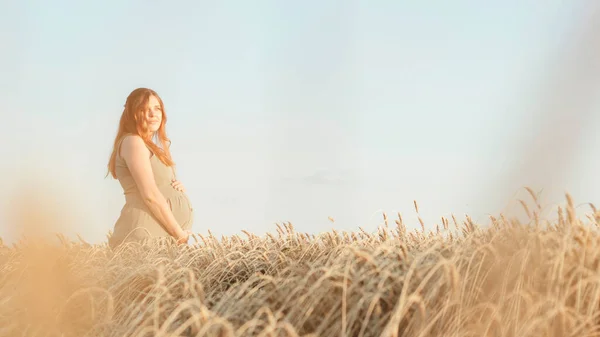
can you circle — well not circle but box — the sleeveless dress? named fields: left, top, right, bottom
left=108, top=135, right=194, bottom=249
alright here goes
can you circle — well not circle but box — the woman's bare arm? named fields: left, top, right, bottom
left=120, top=135, right=187, bottom=242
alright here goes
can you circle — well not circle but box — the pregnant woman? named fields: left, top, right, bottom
left=106, top=88, right=193, bottom=249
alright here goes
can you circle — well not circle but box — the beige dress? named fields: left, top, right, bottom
left=108, top=135, right=194, bottom=249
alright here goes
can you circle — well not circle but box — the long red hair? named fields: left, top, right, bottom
left=106, top=88, right=175, bottom=178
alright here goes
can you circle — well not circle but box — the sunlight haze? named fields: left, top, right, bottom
left=1, top=1, right=599, bottom=244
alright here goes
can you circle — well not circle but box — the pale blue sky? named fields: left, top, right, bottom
left=1, top=1, right=599, bottom=244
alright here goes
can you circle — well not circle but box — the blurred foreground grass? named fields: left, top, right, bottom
left=2, top=193, right=600, bottom=337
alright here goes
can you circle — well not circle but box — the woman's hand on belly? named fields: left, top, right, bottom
left=171, top=179, right=185, bottom=193
left=176, top=230, right=192, bottom=244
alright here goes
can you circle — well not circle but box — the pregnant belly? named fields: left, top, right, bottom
left=122, top=188, right=194, bottom=229
left=163, top=190, right=194, bottom=229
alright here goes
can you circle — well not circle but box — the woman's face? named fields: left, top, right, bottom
left=143, top=95, right=163, bottom=134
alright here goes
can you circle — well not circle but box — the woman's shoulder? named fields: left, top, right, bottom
left=119, top=134, right=152, bottom=158
left=121, top=133, right=146, bottom=146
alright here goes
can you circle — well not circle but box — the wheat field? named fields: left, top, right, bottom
left=2, top=192, right=600, bottom=337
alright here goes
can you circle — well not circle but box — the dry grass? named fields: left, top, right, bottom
left=2, top=193, right=600, bottom=337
